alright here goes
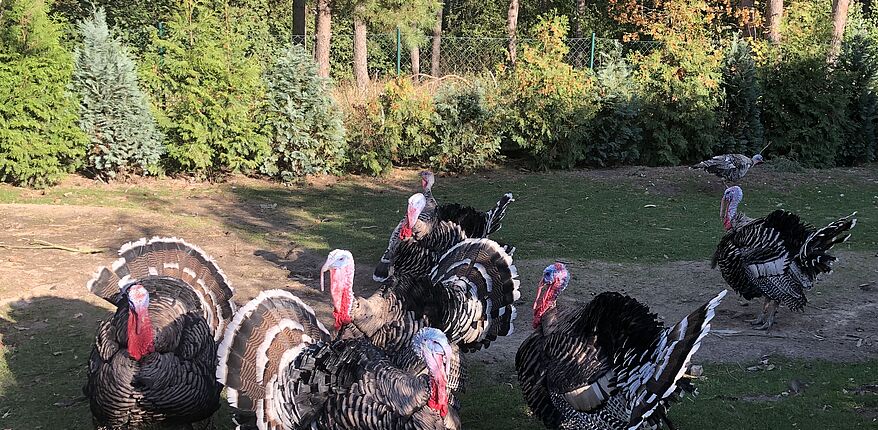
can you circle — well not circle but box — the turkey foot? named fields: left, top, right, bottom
left=746, top=297, right=770, bottom=325
left=753, top=300, right=779, bottom=331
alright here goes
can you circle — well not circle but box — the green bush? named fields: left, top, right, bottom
left=496, top=15, right=598, bottom=169
left=140, top=0, right=268, bottom=176
left=836, top=32, right=878, bottom=165
left=0, top=0, right=86, bottom=187
left=431, top=81, right=501, bottom=172
left=757, top=1, right=848, bottom=167
left=718, top=36, right=764, bottom=155
left=261, top=45, right=347, bottom=181
left=73, top=8, right=164, bottom=179
left=571, top=55, right=643, bottom=167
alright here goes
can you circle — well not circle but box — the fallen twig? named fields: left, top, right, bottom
left=0, top=239, right=103, bottom=254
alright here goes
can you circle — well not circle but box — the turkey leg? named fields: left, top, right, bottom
left=746, top=297, right=770, bottom=325
left=754, top=300, right=779, bottom=331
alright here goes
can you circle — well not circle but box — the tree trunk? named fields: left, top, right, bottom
left=314, top=0, right=331, bottom=77
left=353, top=4, right=369, bottom=90
left=293, top=0, right=305, bottom=41
left=827, top=0, right=851, bottom=64
left=411, top=45, right=420, bottom=82
left=507, top=0, right=519, bottom=67
left=430, top=6, right=442, bottom=77
left=764, top=0, right=783, bottom=43
left=739, top=0, right=757, bottom=38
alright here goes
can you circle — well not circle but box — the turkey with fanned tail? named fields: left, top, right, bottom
left=713, top=186, right=857, bottom=330
left=373, top=171, right=514, bottom=283
left=516, top=263, right=727, bottom=430
left=216, top=290, right=460, bottom=430
left=83, top=237, right=235, bottom=429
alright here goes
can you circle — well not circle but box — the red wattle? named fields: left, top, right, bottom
left=127, top=310, right=155, bottom=361
left=400, top=223, right=413, bottom=239
left=428, top=374, right=448, bottom=417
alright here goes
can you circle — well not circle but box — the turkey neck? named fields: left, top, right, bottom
left=427, top=363, right=449, bottom=417
left=331, top=265, right=355, bottom=330
left=126, top=306, right=155, bottom=361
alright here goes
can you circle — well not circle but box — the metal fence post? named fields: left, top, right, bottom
left=589, top=32, right=596, bottom=69
left=396, top=27, right=402, bottom=76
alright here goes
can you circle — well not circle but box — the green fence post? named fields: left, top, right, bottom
left=589, top=32, right=596, bottom=70
left=396, top=27, right=401, bottom=76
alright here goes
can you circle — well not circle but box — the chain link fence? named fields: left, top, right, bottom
left=292, top=33, right=663, bottom=81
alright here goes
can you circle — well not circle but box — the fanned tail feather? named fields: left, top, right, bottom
left=625, top=290, right=728, bottom=430
left=216, top=290, right=330, bottom=430
left=485, top=192, right=515, bottom=236
left=85, top=236, right=235, bottom=341
left=429, top=238, right=520, bottom=352
left=798, top=212, right=857, bottom=276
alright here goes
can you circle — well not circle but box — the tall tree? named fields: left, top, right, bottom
left=315, top=0, right=332, bottom=77
left=352, top=1, right=369, bottom=90
left=739, top=0, right=757, bottom=38
left=765, top=0, right=783, bottom=43
left=507, top=0, right=519, bottom=66
left=411, top=44, right=420, bottom=81
left=574, top=0, right=586, bottom=38
left=431, top=5, right=442, bottom=76
left=293, top=0, right=305, bottom=41
left=827, top=0, right=851, bottom=64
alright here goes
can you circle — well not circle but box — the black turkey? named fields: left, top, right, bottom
left=217, top=290, right=460, bottom=430
left=373, top=172, right=515, bottom=284
left=691, top=153, right=763, bottom=183
left=84, top=237, right=235, bottom=429
left=713, top=186, right=857, bottom=330
left=516, top=263, right=726, bottom=430
left=420, top=170, right=515, bottom=239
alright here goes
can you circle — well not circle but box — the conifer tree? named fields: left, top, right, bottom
left=73, top=8, right=164, bottom=179
left=0, top=0, right=86, bottom=187
left=262, top=45, right=347, bottom=181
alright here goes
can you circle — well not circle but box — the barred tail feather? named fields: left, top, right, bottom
left=485, top=192, right=515, bottom=236
left=374, top=220, right=403, bottom=282
left=798, top=212, right=857, bottom=276
left=430, top=238, right=520, bottom=352
left=626, top=290, right=727, bottom=430
left=216, top=290, right=330, bottom=430
left=86, top=236, right=235, bottom=340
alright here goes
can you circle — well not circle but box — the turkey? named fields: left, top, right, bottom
left=84, top=237, right=236, bottom=429
left=420, top=171, right=515, bottom=239
left=691, top=153, right=764, bottom=183
left=516, top=263, right=727, bottom=430
left=713, top=186, right=857, bottom=330
left=373, top=172, right=515, bottom=283
left=217, top=290, right=461, bottom=430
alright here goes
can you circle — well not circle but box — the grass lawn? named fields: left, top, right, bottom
left=1, top=166, right=876, bottom=429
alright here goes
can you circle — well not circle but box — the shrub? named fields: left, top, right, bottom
left=571, top=55, right=643, bottom=167
left=757, top=0, right=847, bottom=167
left=836, top=32, right=878, bottom=165
left=496, top=15, right=598, bottom=169
left=73, top=8, right=164, bottom=179
left=140, top=0, right=268, bottom=176
left=0, top=0, right=86, bottom=187
left=431, top=81, right=501, bottom=172
left=718, top=36, right=764, bottom=155
left=261, top=45, right=347, bottom=181
left=626, top=0, right=724, bottom=165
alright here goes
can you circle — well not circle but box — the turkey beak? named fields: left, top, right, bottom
left=320, top=262, right=331, bottom=292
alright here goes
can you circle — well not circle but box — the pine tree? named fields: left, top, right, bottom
left=73, top=8, right=164, bottom=179
left=141, top=0, right=269, bottom=175
left=719, top=36, right=764, bottom=154
left=0, top=0, right=86, bottom=187
left=261, top=45, right=347, bottom=181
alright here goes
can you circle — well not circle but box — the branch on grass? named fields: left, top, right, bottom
left=0, top=239, right=104, bottom=254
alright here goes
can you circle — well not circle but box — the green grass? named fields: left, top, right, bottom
left=456, top=360, right=878, bottom=430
